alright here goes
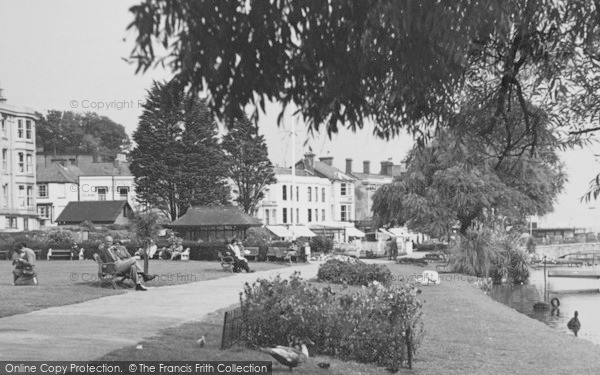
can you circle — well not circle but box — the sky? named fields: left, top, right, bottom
left=0, top=0, right=598, bottom=229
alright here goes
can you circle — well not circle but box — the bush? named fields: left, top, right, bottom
left=241, top=272, right=423, bottom=371
left=317, top=259, right=393, bottom=286
left=415, top=243, right=448, bottom=252
left=310, top=235, right=333, bottom=253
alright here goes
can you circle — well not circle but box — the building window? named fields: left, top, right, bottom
left=2, top=184, right=7, bottom=208
left=272, top=209, right=276, bottom=224
left=25, top=121, right=32, bottom=140
left=38, top=205, right=51, bottom=219
left=23, top=218, right=29, bottom=231
left=307, top=209, right=312, bottom=222
left=96, top=187, right=108, bottom=201
left=0, top=117, right=5, bottom=137
left=315, top=186, right=318, bottom=202
left=264, top=209, right=270, bottom=225
left=26, top=186, right=33, bottom=207
left=322, top=209, right=326, bottom=221
left=341, top=183, right=347, bottom=196
left=308, top=187, right=312, bottom=202
left=282, top=185, right=287, bottom=201
left=296, top=208, right=299, bottom=223
left=18, top=152, right=24, bottom=172
left=296, top=186, right=299, bottom=201
left=2, top=149, right=7, bottom=171
left=290, top=208, right=294, bottom=223
left=38, top=184, right=48, bottom=198
left=17, top=120, right=23, bottom=138
left=118, top=186, right=129, bottom=200
left=322, top=188, right=326, bottom=202
left=18, top=185, right=25, bottom=207
left=340, top=205, right=351, bottom=221
left=282, top=208, right=288, bottom=224
left=6, top=217, right=17, bottom=229
left=26, top=153, right=33, bottom=173
left=315, top=209, right=318, bottom=222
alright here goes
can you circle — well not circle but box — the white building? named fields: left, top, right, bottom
left=36, top=153, right=135, bottom=226
left=0, top=89, right=39, bottom=231
left=255, top=167, right=331, bottom=225
left=296, top=153, right=356, bottom=222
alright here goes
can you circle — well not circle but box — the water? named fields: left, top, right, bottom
left=489, top=267, right=600, bottom=345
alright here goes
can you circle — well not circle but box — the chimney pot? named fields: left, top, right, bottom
left=363, top=161, right=370, bottom=174
left=304, top=152, right=315, bottom=170
left=345, top=158, right=353, bottom=174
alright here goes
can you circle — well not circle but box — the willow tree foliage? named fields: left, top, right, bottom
left=221, top=116, right=277, bottom=215
left=372, top=102, right=566, bottom=237
left=130, top=80, right=230, bottom=221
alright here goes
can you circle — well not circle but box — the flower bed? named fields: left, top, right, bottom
left=240, top=272, right=423, bottom=371
left=317, top=258, right=393, bottom=286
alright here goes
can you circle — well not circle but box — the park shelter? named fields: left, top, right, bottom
left=266, top=225, right=294, bottom=239
left=167, top=206, right=263, bottom=242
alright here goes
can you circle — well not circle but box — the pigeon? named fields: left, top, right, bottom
left=198, top=336, right=206, bottom=347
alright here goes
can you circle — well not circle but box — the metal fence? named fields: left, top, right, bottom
left=220, top=306, right=243, bottom=349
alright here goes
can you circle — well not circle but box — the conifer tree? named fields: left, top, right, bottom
left=130, top=80, right=230, bottom=220
left=221, top=116, right=276, bottom=215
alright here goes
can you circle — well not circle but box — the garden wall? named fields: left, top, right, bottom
left=535, top=242, right=600, bottom=258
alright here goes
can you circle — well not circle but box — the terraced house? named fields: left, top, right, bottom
left=0, top=87, right=38, bottom=231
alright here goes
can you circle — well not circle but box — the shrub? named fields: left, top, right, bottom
left=310, top=235, right=333, bottom=253
left=241, top=273, right=423, bottom=371
left=415, top=243, right=448, bottom=252
left=317, top=259, right=393, bottom=286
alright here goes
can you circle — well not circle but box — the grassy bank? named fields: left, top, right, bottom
left=0, top=259, right=294, bottom=318
left=100, top=261, right=600, bottom=374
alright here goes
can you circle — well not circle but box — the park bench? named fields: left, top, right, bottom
left=92, top=253, right=129, bottom=289
left=268, top=247, right=297, bottom=263
left=244, top=247, right=259, bottom=261
left=217, top=251, right=235, bottom=272
left=47, top=248, right=72, bottom=260
left=0, top=250, right=9, bottom=260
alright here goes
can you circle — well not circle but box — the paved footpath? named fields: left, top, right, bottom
left=0, top=263, right=322, bottom=361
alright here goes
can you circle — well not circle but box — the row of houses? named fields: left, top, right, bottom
left=0, top=91, right=405, bottom=232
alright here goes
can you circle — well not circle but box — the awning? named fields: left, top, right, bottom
left=289, top=225, right=317, bottom=237
left=378, top=228, right=393, bottom=236
left=266, top=225, right=293, bottom=238
left=345, top=227, right=365, bottom=237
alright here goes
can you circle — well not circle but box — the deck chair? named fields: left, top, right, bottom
left=93, top=253, right=129, bottom=289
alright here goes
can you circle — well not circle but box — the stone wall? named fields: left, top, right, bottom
left=535, top=242, right=600, bottom=258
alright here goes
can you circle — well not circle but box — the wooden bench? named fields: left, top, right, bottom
left=93, top=253, right=129, bottom=289
left=47, top=248, right=73, bottom=260
left=217, top=251, right=235, bottom=272
left=244, top=247, right=259, bottom=261
left=0, top=250, right=9, bottom=260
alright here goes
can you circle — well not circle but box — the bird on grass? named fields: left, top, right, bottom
left=567, top=311, right=581, bottom=337
left=198, top=336, right=206, bottom=347
left=317, top=362, right=330, bottom=369
left=259, top=337, right=312, bottom=371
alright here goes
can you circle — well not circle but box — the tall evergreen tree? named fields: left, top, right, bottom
left=221, top=116, right=276, bottom=215
left=130, top=80, right=230, bottom=220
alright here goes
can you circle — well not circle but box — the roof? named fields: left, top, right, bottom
left=36, top=163, right=80, bottom=183
left=351, top=172, right=394, bottom=181
left=0, top=102, right=38, bottom=118
left=273, top=167, right=315, bottom=177
left=55, top=200, right=131, bottom=224
left=167, top=206, right=263, bottom=227
left=78, top=162, right=131, bottom=176
left=313, top=161, right=354, bottom=181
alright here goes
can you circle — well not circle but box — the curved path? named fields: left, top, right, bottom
left=0, top=263, right=322, bottom=361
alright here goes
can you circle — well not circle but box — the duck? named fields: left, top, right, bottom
left=567, top=311, right=581, bottom=336
left=259, top=338, right=311, bottom=371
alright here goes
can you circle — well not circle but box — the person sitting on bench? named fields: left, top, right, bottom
left=12, top=242, right=37, bottom=286
left=225, top=238, right=253, bottom=273
left=99, top=236, right=157, bottom=291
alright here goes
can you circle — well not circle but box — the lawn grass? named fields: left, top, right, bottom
left=99, top=260, right=600, bottom=374
left=0, top=259, right=292, bottom=318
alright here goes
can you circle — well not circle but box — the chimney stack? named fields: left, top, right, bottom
left=345, top=158, right=353, bottom=174
left=380, top=160, right=394, bottom=176
left=0, top=82, right=6, bottom=103
left=363, top=161, right=370, bottom=174
left=304, top=152, right=315, bottom=170
left=319, top=156, right=334, bottom=166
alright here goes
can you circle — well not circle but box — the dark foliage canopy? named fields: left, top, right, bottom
left=36, top=110, right=130, bottom=160
left=130, top=80, right=230, bottom=221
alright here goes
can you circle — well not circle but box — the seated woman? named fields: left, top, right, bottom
left=12, top=243, right=37, bottom=286
left=286, top=241, right=299, bottom=263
